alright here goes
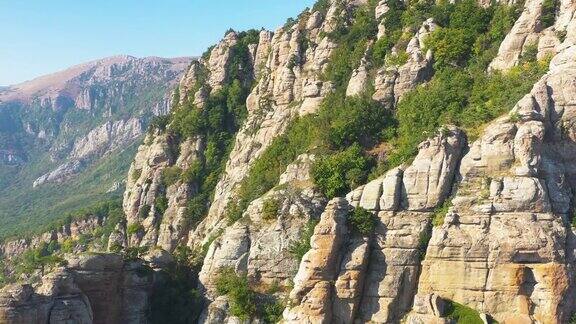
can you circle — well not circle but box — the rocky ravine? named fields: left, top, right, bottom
left=2, top=0, right=576, bottom=323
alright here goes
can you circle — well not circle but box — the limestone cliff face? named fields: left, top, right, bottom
left=123, top=132, right=202, bottom=251
left=283, top=126, right=466, bottom=323
left=9, top=0, right=576, bottom=323
left=489, top=0, right=573, bottom=71
left=188, top=8, right=342, bottom=247
left=0, top=214, right=105, bottom=259
left=123, top=0, right=437, bottom=255
left=410, top=42, right=576, bottom=323
left=198, top=154, right=327, bottom=294
left=190, top=1, right=436, bottom=251
left=33, top=118, right=145, bottom=187
left=120, top=2, right=440, bottom=320
left=282, top=6, right=576, bottom=324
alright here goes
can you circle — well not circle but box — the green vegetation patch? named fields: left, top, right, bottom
left=161, top=166, right=182, bottom=187
left=348, top=207, right=376, bottom=235
left=445, top=300, right=485, bottom=324
left=289, top=219, right=319, bottom=261
left=312, top=145, right=371, bottom=199
left=432, top=201, right=452, bottom=227
left=262, top=198, right=280, bottom=221
left=127, top=222, right=144, bottom=235
left=215, top=268, right=257, bottom=320
left=229, top=90, right=394, bottom=217
left=214, top=267, right=287, bottom=323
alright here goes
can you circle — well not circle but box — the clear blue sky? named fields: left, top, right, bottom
left=0, top=0, right=316, bottom=86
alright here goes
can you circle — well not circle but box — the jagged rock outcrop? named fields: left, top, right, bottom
left=410, top=40, right=576, bottom=323
left=489, top=0, right=573, bottom=71
left=0, top=214, right=105, bottom=259
left=70, top=118, right=143, bottom=160
left=284, top=127, right=466, bottom=323
left=178, top=61, right=203, bottom=106
left=346, top=57, right=371, bottom=97
left=198, top=154, right=327, bottom=320
left=33, top=118, right=144, bottom=187
left=122, top=1, right=441, bottom=264
left=372, top=18, right=436, bottom=106
left=207, top=32, right=239, bottom=92
left=32, top=160, right=85, bottom=188
left=283, top=16, right=576, bottom=323
left=188, top=6, right=342, bottom=247
left=122, top=128, right=204, bottom=251
left=0, top=254, right=152, bottom=324
left=188, top=0, right=441, bottom=251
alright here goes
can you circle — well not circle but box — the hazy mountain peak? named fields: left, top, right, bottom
left=0, top=55, right=192, bottom=107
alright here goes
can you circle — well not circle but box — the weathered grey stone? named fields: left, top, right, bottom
left=401, top=126, right=466, bottom=211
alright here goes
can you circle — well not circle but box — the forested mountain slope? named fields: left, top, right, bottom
left=0, top=55, right=190, bottom=237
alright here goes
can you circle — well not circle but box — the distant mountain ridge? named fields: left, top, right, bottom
left=0, top=55, right=191, bottom=112
left=0, top=54, right=192, bottom=236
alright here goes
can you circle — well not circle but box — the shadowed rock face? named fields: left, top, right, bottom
left=0, top=254, right=153, bottom=324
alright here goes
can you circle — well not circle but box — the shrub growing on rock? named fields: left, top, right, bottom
left=312, top=144, right=371, bottom=199
left=348, top=207, right=376, bottom=235
left=161, top=166, right=182, bottom=187
left=432, top=201, right=451, bottom=227
left=540, top=0, right=558, bottom=28
left=215, top=268, right=256, bottom=320
left=289, top=219, right=319, bottom=261
left=127, top=222, right=144, bottom=235
left=138, top=205, right=151, bottom=219
left=131, top=168, right=142, bottom=182
left=154, top=196, right=169, bottom=215
left=445, top=300, right=484, bottom=324
left=261, top=198, right=280, bottom=221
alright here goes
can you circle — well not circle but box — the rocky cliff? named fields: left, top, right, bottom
left=3, top=0, right=576, bottom=323
left=0, top=254, right=153, bottom=324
